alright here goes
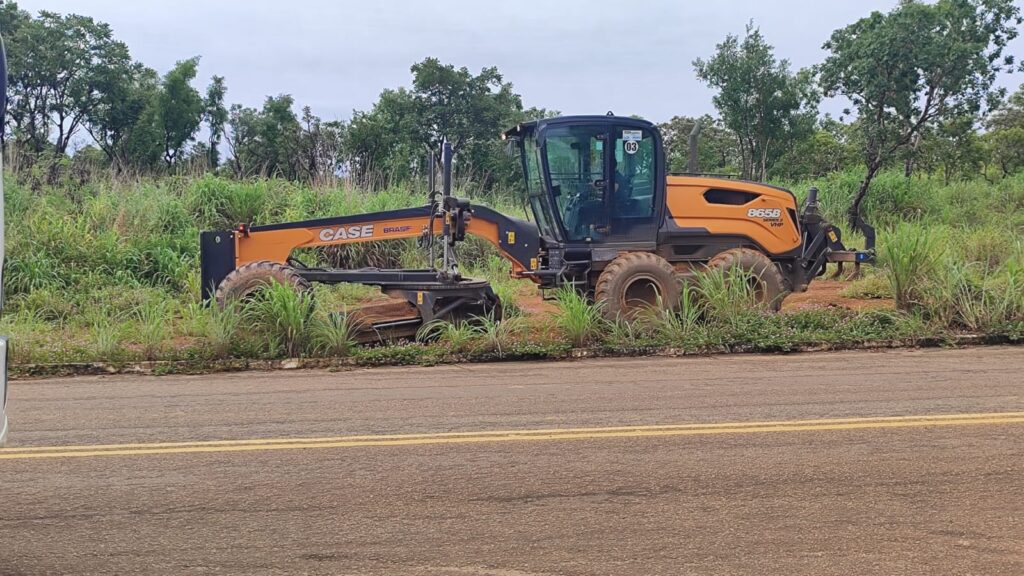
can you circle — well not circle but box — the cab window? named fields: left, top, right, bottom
left=611, top=129, right=655, bottom=219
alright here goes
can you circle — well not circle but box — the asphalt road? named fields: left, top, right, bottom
left=1, top=347, right=1023, bottom=575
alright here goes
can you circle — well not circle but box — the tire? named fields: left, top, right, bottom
left=594, top=252, right=680, bottom=321
left=705, top=248, right=788, bottom=312
left=214, top=260, right=311, bottom=308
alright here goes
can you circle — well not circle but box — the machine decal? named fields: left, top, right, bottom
left=319, top=224, right=374, bottom=242
left=624, top=141, right=639, bottom=154
left=747, top=208, right=782, bottom=219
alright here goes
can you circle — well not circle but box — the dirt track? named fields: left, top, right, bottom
left=515, top=278, right=894, bottom=318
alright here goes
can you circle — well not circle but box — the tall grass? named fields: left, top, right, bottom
left=881, top=223, right=946, bottom=311
left=692, top=266, right=760, bottom=328
left=474, top=313, right=523, bottom=357
left=204, top=302, right=242, bottom=359
left=553, top=287, right=604, bottom=347
left=1, top=169, right=1022, bottom=365
left=89, top=320, right=122, bottom=361
left=417, top=318, right=478, bottom=352
left=417, top=312, right=523, bottom=357
left=135, top=300, right=169, bottom=360
left=309, top=310, right=360, bottom=357
left=244, top=281, right=315, bottom=357
left=648, top=283, right=705, bottom=343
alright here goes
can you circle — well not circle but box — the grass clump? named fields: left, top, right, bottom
left=418, top=312, right=525, bottom=358
left=135, top=300, right=170, bottom=360
left=309, top=310, right=360, bottom=357
left=644, top=283, right=705, bottom=346
left=89, top=320, right=122, bottom=361
left=553, top=287, right=604, bottom=347
left=692, top=266, right=762, bottom=328
left=418, top=318, right=479, bottom=353
left=243, top=281, right=315, bottom=358
left=203, top=302, right=242, bottom=359
left=881, top=223, right=946, bottom=310
left=840, top=273, right=892, bottom=299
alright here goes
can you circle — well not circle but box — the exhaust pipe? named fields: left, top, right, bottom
left=805, top=187, right=820, bottom=212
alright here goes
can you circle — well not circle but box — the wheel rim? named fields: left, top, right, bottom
left=622, top=274, right=662, bottom=312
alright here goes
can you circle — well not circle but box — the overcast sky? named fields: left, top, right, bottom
left=15, top=0, right=1024, bottom=127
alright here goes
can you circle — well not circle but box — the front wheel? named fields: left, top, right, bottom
left=594, top=252, right=680, bottom=321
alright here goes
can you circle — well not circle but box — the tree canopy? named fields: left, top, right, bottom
left=694, top=23, right=818, bottom=181
left=1, top=0, right=1023, bottom=198
left=820, top=0, right=1022, bottom=225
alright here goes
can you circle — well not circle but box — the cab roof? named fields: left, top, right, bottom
left=502, top=115, right=656, bottom=140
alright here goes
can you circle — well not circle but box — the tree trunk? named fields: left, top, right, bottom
left=686, top=120, right=702, bottom=174
left=759, top=138, right=770, bottom=182
left=848, top=164, right=880, bottom=229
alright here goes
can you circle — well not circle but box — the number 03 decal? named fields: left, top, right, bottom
left=747, top=208, right=782, bottom=219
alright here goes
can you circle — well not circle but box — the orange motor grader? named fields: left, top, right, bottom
left=201, top=115, right=873, bottom=337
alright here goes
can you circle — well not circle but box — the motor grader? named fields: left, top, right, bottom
left=200, top=115, right=874, bottom=338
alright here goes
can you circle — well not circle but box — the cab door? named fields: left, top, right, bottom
left=541, top=124, right=611, bottom=243
left=604, top=126, right=659, bottom=245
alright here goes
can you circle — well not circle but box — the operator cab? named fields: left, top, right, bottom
left=504, top=116, right=666, bottom=249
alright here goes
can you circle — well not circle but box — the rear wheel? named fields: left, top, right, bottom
left=594, top=252, right=680, bottom=321
left=705, top=248, right=788, bottom=312
left=214, top=260, right=311, bottom=308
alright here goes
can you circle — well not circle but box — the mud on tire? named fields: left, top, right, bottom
left=594, top=252, right=680, bottom=321
left=214, top=260, right=311, bottom=308
left=705, top=248, right=788, bottom=312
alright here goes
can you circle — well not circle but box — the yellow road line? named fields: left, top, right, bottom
left=2, top=412, right=1022, bottom=460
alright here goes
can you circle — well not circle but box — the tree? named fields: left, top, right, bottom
left=346, top=58, right=531, bottom=187
left=204, top=76, right=228, bottom=169
left=297, top=106, right=345, bottom=184
left=694, top=23, right=818, bottom=181
left=658, top=115, right=740, bottom=174
left=0, top=2, right=34, bottom=152
left=4, top=9, right=134, bottom=157
left=773, top=118, right=861, bottom=180
left=156, top=58, right=204, bottom=167
left=820, top=0, right=1022, bottom=227
left=344, top=87, right=420, bottom=183
left=84, top=63, right=160, bottom=172
left=226, top=95, right=302, bottom=179
left=985, top=84, right=1024, bottom=176
left=411, top=58, right=524, bottom=181
left=915, top=117, right=987, bottom=183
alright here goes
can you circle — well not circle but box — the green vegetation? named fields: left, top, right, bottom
left=0, top=169, right=1020, bottom=373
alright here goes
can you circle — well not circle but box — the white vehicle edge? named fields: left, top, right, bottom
left=1, top=34, right=9, bottom=446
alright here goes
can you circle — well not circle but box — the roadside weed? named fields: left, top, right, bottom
left=554, top=287, right=605, bottom=347
left=244, top=281, right=314, bottom=357
left=309, top=310, right=360, bottom=357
